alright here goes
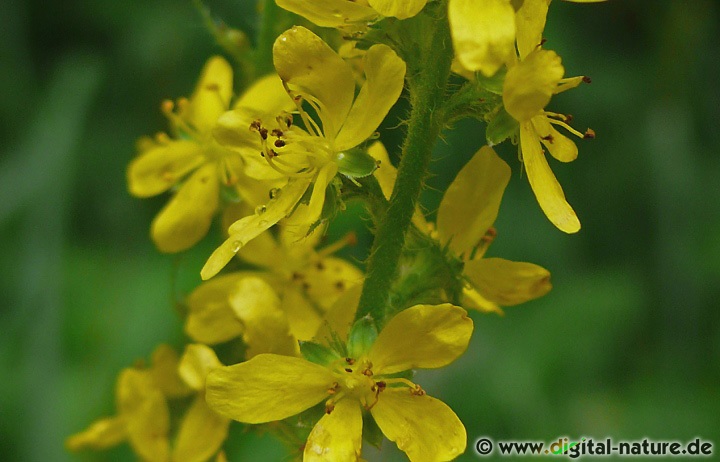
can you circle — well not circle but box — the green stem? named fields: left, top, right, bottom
left=355, top=11, right=453, bottom=326
left=255, top=0, right=283, bottom=76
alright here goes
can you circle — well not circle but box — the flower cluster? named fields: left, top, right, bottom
left=69, top=0, right=606, bottom=460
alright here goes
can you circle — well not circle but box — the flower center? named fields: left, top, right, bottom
left=323, top=357, right=425, bottom=415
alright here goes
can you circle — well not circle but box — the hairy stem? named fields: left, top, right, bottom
left=355, top=9, right=453, bottom=326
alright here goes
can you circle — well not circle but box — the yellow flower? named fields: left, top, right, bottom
left=127, top=56, right=291, bottom=252
left=374, top=144, right=552, bottom=314
left=185, top=230, right=362, bottom=355
left=276, top=0, right=427, bottom=30
left=201, top=27, right=406, bottom=280
left=206, top=303, right=472, bottom=461
left=67, top=345, right=229, bottom=462
left=505, top=0, right=601, bottom=233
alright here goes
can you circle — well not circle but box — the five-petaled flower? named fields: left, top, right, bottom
left=127, top=56, right=292, bottom=252
left=205, top=303, right=472, bottom=462
left=201, top=26, right=406, bottom=280
left=503, top=0, right=600, bottom=233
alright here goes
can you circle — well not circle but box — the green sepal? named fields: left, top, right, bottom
left=299, top=341, right=342, bottom=366
left=363, top=413, right=384, bottom=449
left=346, top=315, right=378, bottom=359
left=336, top=147, right=379, bottom=179
left=475, top=67, right=506, bottom=95
left=486, top=106, right=519, bottom=146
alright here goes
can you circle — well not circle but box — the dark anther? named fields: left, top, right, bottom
left=582, top=76, right=592, bottom=84
left=335, top=281, right=345, bottom=290
left=583, top=128, right=596, bottom=139
left=259, top=128, right=268, bottom=140
left=271, top=129, right=283, bottom=137
left=541, top=134, right=555, bottom=143
left=315, top=261, right=325, bottom=270
left=274, top=139, right=286, bottom=148
left=345, top=357, right=355, bottom=365
left=344, top=368, right=353, bottom=373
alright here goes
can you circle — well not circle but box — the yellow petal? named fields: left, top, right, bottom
left=273, top=26, right=354, bottom=138
left=503, top=49, right=564, bottom=122
left=178, top=344, right=223, bottom=391
left=281, top=287, right=325, bottom=341
left=205, top=354, right=334, bottom=424
left=201, top=176, right=312, bottom=280
left=66, top=416, right=127, bottom=451
left=464, top=257, right=552, bottom=306
left=449, top=0, right=516, bottom=76
left=368, top=0, right=427, bottom=19
left=276, top=0, right=377, bottom=28
left=233, top=73, right=295, bottom=116
left=296, top=256, right=364, bottom=311
left=462, top=285, right=504, bottom=315
left=371, top=389, right=466, bottom=462
left=185, top=273, right=247, bottom=344
left=531, top=115, right=578, bottom=162
left=127, top=140, right=204, bottom=197
left=304, top=398, right=363, bottom=462
left=370, top=141, right=395, bottom=200
left=515, top=0, right=551, bottom=59
left=172, top=395, right=230, bottom=462
left=185, top=56, right=233, bottom=134
left=314, top=283, right=363, bottom=345
left=520, top=121, right=581, bottom=233
left=235, top=227, right=284, bottom=269
left=283, top=162, right=338, bottom=234
left=369, top=304, right=473, bottom=375
left=437, top=146, right=510, bottom=256
left=151, top=163, right=219, bottom=253
left=212, top=109, right=264, bottom=151
left=117, top=369, right=170, bottom=462
left=149, top=344, right=193, bottom=399
left=334, top=44, right=406, bottom=151
left=229, top=277, right=299, bottom=358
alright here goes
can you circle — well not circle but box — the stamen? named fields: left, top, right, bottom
left=161, top=98, right=197, bottom=138
left=547, top=118, right=586, bottom=139
left=365, top=381, right=386, bottom=410
left=282, top=81, right=320, bottom=137
left=316, top=232, right=358, bottom=258
left=265, top=156, right=315, bottom=178
left=556, top=76, right=585, bottom=94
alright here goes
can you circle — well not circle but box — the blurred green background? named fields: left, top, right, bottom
left=1, top=0, right=719, bottom=460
